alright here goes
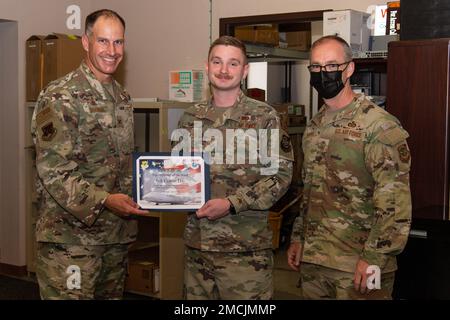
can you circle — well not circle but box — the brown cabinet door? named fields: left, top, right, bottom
left=387, top=39, right=450, bottom=220
left=42, top=40, right=58, bottom=88
left=26, top=39, right=43, bottom=101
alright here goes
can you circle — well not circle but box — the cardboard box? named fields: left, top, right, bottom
left=386, top=1, right=400, bottom=35
left=235, top=24, right=279, bottom=46
left=280, top=31, right=311, bottom=51
left=247, top=88, right=266, bottom=102
left=169, top=70, right=205, bottom=102
left=323, top=10, right=370, bottom=57
left=290, top=133, right=304, bottom=186
left=373, top=5, right=388, bottom=36
left=153, top=267, right=160, bottom=293
left=125, top=260, right=158, bottom=295
left=42, top=33, right=84, bottom=89
left=271, top=103, right=289, bottom=132
left=288, top=115, right=307, bottom=127
left=26, top=35, right=46, bottom=101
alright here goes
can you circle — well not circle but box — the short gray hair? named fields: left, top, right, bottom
left=311, top=35, right=353, bottom=62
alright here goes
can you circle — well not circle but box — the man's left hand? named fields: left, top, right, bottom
left=354, top=259, right=370, bottom=294
left=196, top=199, right=231, bottom=221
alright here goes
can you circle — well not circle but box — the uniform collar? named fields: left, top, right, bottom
left=79, top=61, right=130, bottom=103
left=311, top=93, right=365, bottom=126
left=189, top=90, right=246, bottom=125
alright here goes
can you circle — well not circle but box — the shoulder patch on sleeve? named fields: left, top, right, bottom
left=377, top=126, right=409, bottom=146
left=40, top=122, right=58, bottom=141
left=280, top=134, right=292, bottom=153
left=397, top=143, right=411, bottom=163
left=36, top=107, right=62, bottom=144
left=36, top=107, right=55, bottom=126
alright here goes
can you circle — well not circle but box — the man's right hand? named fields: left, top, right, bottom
left=287, top=242, right=303, bottom=271
left=104, top=194, right=148, bottom=217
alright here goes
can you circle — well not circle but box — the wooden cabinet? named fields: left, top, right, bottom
left=387, top=38, right=450, bottom=220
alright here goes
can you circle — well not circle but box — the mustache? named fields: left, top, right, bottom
left=215, top=73, right=233, bottom=80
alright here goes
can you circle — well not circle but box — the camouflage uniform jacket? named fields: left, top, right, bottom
left=177, top=91, right=294, bottom=252
left=31, top=61, right=137, bottom=245
left=291, top=94, right=412, bottom=273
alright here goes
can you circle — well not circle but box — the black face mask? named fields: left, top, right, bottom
left=310, top=70, right=348, bottom=100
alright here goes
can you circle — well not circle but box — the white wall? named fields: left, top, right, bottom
left=0, top=0, right=390, bottom=267
left=0, top=0, right=92, bottom=267
left=0, top=0, right=210, bottom=267
left=90, top=0, right=211, bottom=99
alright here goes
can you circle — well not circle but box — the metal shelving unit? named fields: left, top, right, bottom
left=245, top=44, right=310, bottom=62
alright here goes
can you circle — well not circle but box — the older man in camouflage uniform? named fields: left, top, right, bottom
left=287, top=36, right=412, bottom=299
left=175, top=36, right=293, bottom=299
left=31, top=9, right=146, bottom=300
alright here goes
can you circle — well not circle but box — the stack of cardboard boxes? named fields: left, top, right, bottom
left=234, top=24, right=311, bottom=51
left=234, top=24, right=280, bottom=46
left=271, top=103, right=306, bottom=131
left=279, top=31, right=312, bottom=51
left=26, top=33, right=85, bottom=101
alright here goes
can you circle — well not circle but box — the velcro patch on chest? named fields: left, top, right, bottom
left=78, top=92, right=96, bottom=104
left=90, top=107, right=106, bottom=113
left=335, top=127, right=363, bottom=139
left=36, top=107, right=55, bottom=126
left=240, top=115, right=258, bottom=128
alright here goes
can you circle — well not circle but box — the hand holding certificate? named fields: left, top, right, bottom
left=132, top=153, right=210, bottom=210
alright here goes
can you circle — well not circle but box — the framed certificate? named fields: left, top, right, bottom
left=132, top=153, right=210, bottom=210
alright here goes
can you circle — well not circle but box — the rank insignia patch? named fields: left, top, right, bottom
left=41, top=122, right=57, bottom=142
left=397, top=144, right=410, bottom=163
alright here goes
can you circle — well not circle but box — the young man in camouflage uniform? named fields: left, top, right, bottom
left=287, top=35, right=412, bottom=299
left=31, top=9, right=147, bottom=300
left=175, top=36, right=294, bottom=299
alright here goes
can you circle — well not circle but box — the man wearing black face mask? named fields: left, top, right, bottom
left=286, top=35, right=412, bottom=300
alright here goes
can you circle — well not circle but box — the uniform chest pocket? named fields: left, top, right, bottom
left=79, top=112, right=113, bottom=164
left=324, top=136, right=366, bottom=208
left=115, top=105, right=133, bottom=129
left=325, top=137, right=364, bottom=171
left=303, top=135, right=329, bottom=171
left=113, top=104, right=134, bottom=154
